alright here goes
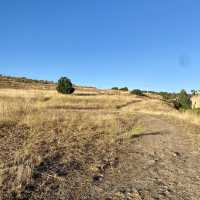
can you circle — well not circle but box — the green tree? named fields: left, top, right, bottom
left=177, top=89, right=191, bottom=109
left=111, top=87, right=119, bottom=90
left=119, top=87, right=129, bottom=91
left=130, top=89, right=144, bottom=96
left=56, top=77, right=75, bottom=94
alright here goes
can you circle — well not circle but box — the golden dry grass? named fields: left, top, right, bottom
left=0, top=88, right=135, bottom=125
left=1, top=88, right=200, bottom=199
left=1, top=88, right=199, bottom=128
left=191, top=94, right=200, bottom=108
left=0, top=88, right=143, bottom=199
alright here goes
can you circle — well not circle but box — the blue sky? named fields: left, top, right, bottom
left=0, top=0, right=200, bottom=92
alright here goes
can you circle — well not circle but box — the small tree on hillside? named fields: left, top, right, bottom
left=130, top=89, right=144, bottom=96
left=176, top=89, right=191, bottom=110
left=120, top=87, right=129, bottom=91
left=57, top=77, right=75, bottom=94
left=111, top=87, right=119, bottom=90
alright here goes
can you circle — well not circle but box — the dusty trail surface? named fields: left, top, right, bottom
left=97, top=114, right=200, bottom=199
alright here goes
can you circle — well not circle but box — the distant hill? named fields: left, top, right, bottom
left=0, top=75, right=56, bottom=90
left=0, top=75, right=145, bottom=96
left=0, top=75, right=100, bottom=93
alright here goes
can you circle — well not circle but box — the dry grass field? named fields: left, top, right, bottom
left=191, top=94, right=200, bottom=109
left=1, top=82, right=200, bottom=199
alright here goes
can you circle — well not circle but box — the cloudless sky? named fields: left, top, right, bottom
left=0, top=0, right=200, bottom=92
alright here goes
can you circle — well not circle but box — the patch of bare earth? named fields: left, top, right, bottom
left=97, top=114, right=200, bottom=199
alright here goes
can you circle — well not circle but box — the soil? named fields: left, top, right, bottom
left=97, top=114, right=200, bottom=200
left=1, top=113, right=200, bottom=199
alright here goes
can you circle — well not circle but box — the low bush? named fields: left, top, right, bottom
left=178, top=90, right=191, bottom=109
left=119, top=87, right=129, bottom=91
left=173, top=90, right=191, bottom=110
left=111, top=87, right=119, bottom=90
left=130, top=89, right=144, bottom=96
left=159, top=92, right=178, bottom=100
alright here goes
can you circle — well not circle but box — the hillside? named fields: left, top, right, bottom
left=0, top=75, right=56, bottom=90
left=0, top=78, right=200, bottom=199
left=0, top=75, right=129, bottom=95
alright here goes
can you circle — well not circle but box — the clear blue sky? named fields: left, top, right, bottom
left=0, top=0, right=200, bottom=92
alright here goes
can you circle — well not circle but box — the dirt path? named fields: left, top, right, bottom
left=1, top=104, right=200, bottom=199
left=94, top=114, right=200, bottom=199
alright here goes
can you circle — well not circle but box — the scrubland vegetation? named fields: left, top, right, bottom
left=1, top=76, right=200, bottom=199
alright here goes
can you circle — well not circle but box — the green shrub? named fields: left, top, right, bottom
left=175, top=89, right=191, bottom=110
left=130, top=89, right=144, bottom=96
left=111, top=87, right=119, bottom=90
left=119, top=87, right=129, bottom=91
left=56, top=77, right=75, bottom=94
left=159, top=92, right=178, bottom=100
